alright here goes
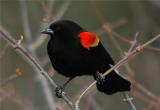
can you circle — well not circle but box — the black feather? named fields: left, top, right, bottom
left=43, top=20, right=131, bottom=95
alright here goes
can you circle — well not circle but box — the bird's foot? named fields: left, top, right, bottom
left=55, top=86, right=64, bottom=98
left=95, top=72, right=105, bottom=85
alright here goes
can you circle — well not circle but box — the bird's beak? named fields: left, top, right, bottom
left=40, top=27, right=54, bottom=35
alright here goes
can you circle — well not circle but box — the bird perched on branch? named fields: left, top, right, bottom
left=41, top=20, right=131, bottom=98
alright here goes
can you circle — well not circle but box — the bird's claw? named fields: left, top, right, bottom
left=55, top=86, right=64, bottom=98
left=95, top=72, right=105, bottom=85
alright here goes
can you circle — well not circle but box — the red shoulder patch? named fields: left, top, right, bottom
left=79, top=32, right=99, bottom=50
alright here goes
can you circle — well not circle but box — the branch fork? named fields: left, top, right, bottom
left=1, top=24, right=160, bottom=110
left=13, top=35, right=24, bottom=49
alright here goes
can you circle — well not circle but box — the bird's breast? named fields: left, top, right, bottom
left=47, top=39, right=92, bottom=76
left=47, top=39, right=111, bottom=77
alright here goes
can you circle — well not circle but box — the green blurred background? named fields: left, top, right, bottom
left=0, top=0, right=160, bottom=110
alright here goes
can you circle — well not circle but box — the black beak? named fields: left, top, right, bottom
left=40, top=27, right=54, bottom=35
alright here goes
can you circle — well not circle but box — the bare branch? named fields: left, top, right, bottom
left=0, top=87, right=35, bottom=110
left=103, top=24, right=160, bottom=52
left=90, top=0, right=160, bottom=52
left=0, top=68, right=22, bottom=87
left=126, top=32, right=139, bottom=54
left=103, top=20, right=160, bottom=107
left=52, top=0, right=71, bottom=22
left=19, top=1, right=58, bottom=109
left=89, top=2, right=160, bottom=109
left=19, top=0, right=32, bottom=44
left=0, top=25, right=73, bottom=108
left=36, top=0, right=54, bottom=17
left=123, top=92, right=137, bottom=110
left=76, top=33, right=160, bottom=106
left=31, top=0, right=71, bottom=50
left=133, top=82, right=160, bottom=104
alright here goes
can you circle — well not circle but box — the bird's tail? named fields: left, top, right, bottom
left=96, top=71, right=131, bottom=95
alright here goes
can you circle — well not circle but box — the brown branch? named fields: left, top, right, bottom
left=90, top=1, right=160, bottom=109
left=102, top=22, right=160, bottom=52
left=133, top=82, right=160, bottom=105
left=56, top=106, right=64, bottom=110
left=90, top=0, right=160, bottom=52
left=0, top=68, right=22, bottom=87
left=123, top=92, right=137, bottom=110
left=104, top=23, right=160, bottom=106
left=19, top=0, right=32, bottom=44
left=76, top=33, right=160, bottom=106
left=19, top=1, right=57, bottom=109
left=36, top=0, right=54, bottom=17
left=140, top=96, right=160, bottom=110
left=31, top=0, right=71, bottom=50
left=52, top=0, right=71, bottom=21
left=0, top=25, right=73, bottom=108
left=0, top=86, right=35, bottom=110
left=132, top=89, right=160, bottom=108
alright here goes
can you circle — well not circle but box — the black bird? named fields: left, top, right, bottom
left=41, top=20, right=131, bottom=97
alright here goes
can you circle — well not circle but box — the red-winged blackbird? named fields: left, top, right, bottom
left=41, top=20, right=131, bottom=97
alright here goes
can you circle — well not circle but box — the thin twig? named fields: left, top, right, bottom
left=103, top=23, right=160, bottom=52
left=127, top=32, right=139, bottom=54
left=106, top=31, right=137, bottom=110
left=0, top=25, right=73, bottom=108
left=76, top=34, right=160, bottom=105
left=95, top=18, right=128, bottom=37
left=36, top=0, right=54, bottom=17
left=123, top=92, right=137, bottom=110
left=90, top=6, right=160, bottom=105
left=90, top=2, right=160, bottom=109
left=107, top=29, right=160, bottom=109
left=0, top=87, right=35, bottom=110
left=52, top=0, right=71, bottom=22
left=19, top=1, right=57, bottom=109
left=31, top=0, right=55, bottom=50
left=132, top=88, right=160, bottom=108
left=103, top=18, right=160, bottom=107
left=90, top=0, right=160, bottom=52
left=31, top=0, right=71, bottom=50
left=133, top=82, right=160, bottom=104
left=19, top=0, right=32, bottom=44
left=76, top=82, right=96, bottom=105
left=56, top=106, right=64, bottom=110
left=0, top=68, right=22, bottom=87
left=84, top=91, right=97, bottom=110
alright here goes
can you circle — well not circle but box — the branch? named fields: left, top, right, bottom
left=52, top=0, right=71, bottom=22
left=0, top=25, right=73, bottom=108
left=75, top=33, right=160, bottom=105
left=123, top=92, right=137, bottom=110
left=0, top=68, right=22, bottom=87
left=31, top=0, right=71, bottom=50
left=107, top=32, right=138, bottom=110
left=19, top=0, right=32, bottom=44
left=36, top=0, right=55, bottom=17
left=103, top=20, right=160, bottom=109
left=0, top=87, right=35, bottom=110
left=103, top=23, right=160, bottom=52
left=19, top=1, right=58, bottom=109
left=90, top=2, right=160, bottom=109
left=90, top=0, right=160, bottom=52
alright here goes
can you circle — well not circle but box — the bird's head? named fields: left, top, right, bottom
left=41, top=20, right=83, bottom=38
left=41, top=20, right=100, bottom=50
